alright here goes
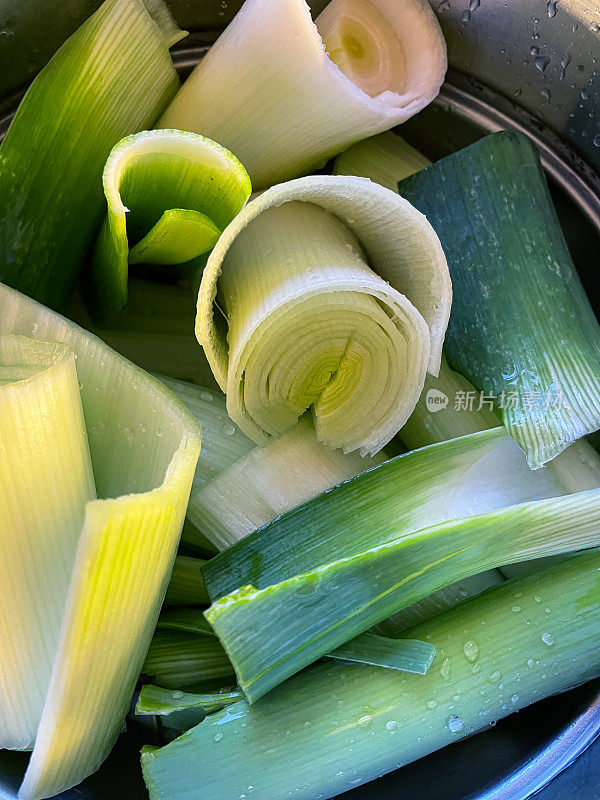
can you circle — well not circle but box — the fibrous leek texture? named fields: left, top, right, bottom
left=142, top=550, right=600, bottom=800
left=89, top=130, right=251, bottom=321
left=333, top=130, right=432, bottom=189
left=202, top=428, right=600, bottom=701
left=0, top=0, right=183, bottom=310
left=158, top=0, right=446, bottom=188
left=196, top=175, right=450, bottom=456
left=0, top=283, right=201, bottom=800
left=399, top=131, right=600, bottom=468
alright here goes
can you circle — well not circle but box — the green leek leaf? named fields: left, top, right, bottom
left=326, top=634, right=437, bottom=675
left=333, top=130, right=432, bottom=189
left=0, top=0, right=182, bottom=310
left=165, top=556, right=210, bottom=607
left=157, top=609, right=216, bottom=638
left=142, top=631, right=235, bottom=692
left=135, top=685, right=242, bottom=732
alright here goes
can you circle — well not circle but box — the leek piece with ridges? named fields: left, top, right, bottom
left=0, top=337, right=95, bottom=751
left=333, top=130, right=432, bottom=189
left=142, top=631, right=235, bottom=691
left=398, top=131, right=600, bottom=468
left=158, top=0, right=446, bottom=188
left=157, top=609, right=216, bottom=638
left=142, top=550, right=600, bottom=800
left=89, top=130, right=251, bottom=321
left=165, top=556, right=210, bottom=607
left=0, top=283, right=201, bottom=800
left=326, top=634, right=436, bottom=675
left=0, top=0, right=182, bottom=310
left=196, top=174, right=450, bottom=455
left=203, top=430, right=600, bottom=701
left=135, top=685, right=242, bottom=732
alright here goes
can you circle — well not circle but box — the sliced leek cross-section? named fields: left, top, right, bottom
left=0, top=283, right=201, bottom=800
left=196, top=175, right=450, bottom=456
left=158, top=0, right=447, bottom=188
left=89, top=130, right=251, bottom=321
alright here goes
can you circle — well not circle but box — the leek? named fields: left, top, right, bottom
left=142, top=550, right=600, bottom=800
left=165, top=556, right=210, bottom=607
left=202, top=429, right=600, bottom=701
left=89, top=130, right=251, bottom=321
left=333, top=130, right=432, bottom=189
left=399, top=131, right=600, bottom=468
left=326, top=634, right=437, bottom=675
left=0, top=0, right=183, bottom=310
left=196, top=175, right=451, bottom=455
left=142, top=632, right=235, bottom=691
left=0, top=337, right=95, bottom=751
left=135, top=685, right=242, bottom=732
left=158, top=0, right=446, bottom=188
left=157, top=609, right=216, bottom=638
left=0, top=283, right=201, bottom=800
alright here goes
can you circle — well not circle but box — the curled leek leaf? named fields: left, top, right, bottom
left=0, top=0, right=183, bottom=310
left=196, top=175, right=450, bottom=455
left=0, top=283, right=201, bottom=800
left=326, top=633, right=437, bottom=675
left=135, top=685, right=242, bottom=732
left=89, top=130, right=251, bottom=321
left=158, top=0, right=446, bottom=188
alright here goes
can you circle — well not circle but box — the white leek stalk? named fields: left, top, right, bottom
left=196, top=175, right=451, bottom=455
left=158, top=0, right=447, bottom=188
left=0, top=337, right=95, bottom=751
left=0, top=283, right=201, bottom=800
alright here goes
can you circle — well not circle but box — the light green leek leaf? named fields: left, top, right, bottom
left=0, top=283, right=201, bottom=800
left=333, top=130, right=432, bottom=190
left=89, top=129, right=251, bottom=321
left=142, top=550, right=600, bottom=800
left=399, top=131, right=600, bottom=468
left=157, top=609, right=216, bottom=638
left=326, top=634, right=436, bottom=675
left=136, top=685, right=242, bottom=732
left=203, top=430, right=600, bottom=701
left=0, top=0, right=182, bottom=311
left=69, top=280, right=219, bottom=389
left=165, top=556, right=210, bottom=607
left=158, top=0, right=446, bottom=189
left=142, top=631, right=235, bottom=691
left=196, top=175, right=450, bottom=455
left=0, top=337, right=96, bottom=752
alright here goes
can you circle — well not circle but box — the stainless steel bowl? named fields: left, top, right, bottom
left=0, top=1, right=599, bottom=798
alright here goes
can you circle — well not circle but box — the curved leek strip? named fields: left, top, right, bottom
left=202, top=430, right=600, bottom=701
left=157, top=609, right=216, bottom=639
left=333, top=130, right=432, bottom=190
left=326, top=634, right=436, bottom=675
left=197, top=175, right=451, bottom=454
left=0, top=0, right=182, bottom=310
left=0, top=284, right=201, bottom=800
left=165, top=556, right=210, bottom=607
left=158, top=0, right=446, bottom=188
left=399, top=131, right=600, bottom=468
left=89, top=130, right=251, bottom=321
left=0, top=337, right=95, bottom=751
left=187, top=415, right=385, bottom=550
left=142, top=631, right=235, bottom=691
left=135, top=685, right=242, bottom=732
left=142, top=551, right=600, bottom=800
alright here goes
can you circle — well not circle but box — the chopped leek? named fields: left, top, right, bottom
left=165, top=556, right=210, bottom=607
left=142, top=631, right=235, bottom=691
left=157, top=609, right=216, bottom=638
left=326, top=634, right=437, bottom=675
left=89, top=130, right=251, bottom=321
left=333, top=130, right=432, bottom=189
left=0, top=0, right=183, bottom=310
left=135, top=685, right=242, bottom=732
left=196, top=175, right=451, bottom=455
left=0, top=337, right=95, bottom=751
left=142, top=550, right=600, bottom=800
left=0, top=284, right=201, bottom=800
left=399, top=131, right=600, bottom=468
left=202, top=430, right=600, bottom=701
left=158, top=0, right=446, bottom=188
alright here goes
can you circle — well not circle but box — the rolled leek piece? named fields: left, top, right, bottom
left=158, top=0, right=446, bottom=188
left=202, top=429, right=600, bottom=701
left=0, top=283, right=201, bottom=800
left=333, top=130, right=432, bottom=189
left=142, top=550, right=600, bottom=800
left=196, top=175, right=451, bottom=455
left=0, top=0, right=183, bottom=310
left=0, top=337, right=96, bottom=751
left=399, top=131, right=600, bottom=468
left=89, top=130, right=251, bottom=321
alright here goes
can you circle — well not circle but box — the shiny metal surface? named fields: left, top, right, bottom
left=1, top=3, right=600, bottom=798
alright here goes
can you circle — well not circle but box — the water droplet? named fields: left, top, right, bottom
left=463, top=640, right=479, bottom=663
left=458, top=587, right=469, bottom=598
left=462, top=9, right=472, bottom=22
left=559, top=53, right=571, bottom=79
left=542, top=632, right=555, bottom=646
left=213, top=733, right=223, bottom=742
left=530, top=45, right=540, bottom=56
left=469, top=0, right=480, bottom=10
left=200, top=391, right=214, bottom=402
left=447, top=715, right=464, bottom=733
left=156, top=426, right=163, bottom=437
left=593, top=134, right=600, bottom=148
left=172, top=691, right=183, bottom=699
left=440, top=657, right=451, bottom=680
left=487, top=670, right=502, bottom=683
left=581, top=87, right=590, bottom=100
left=527, top=658, right=535, bottom=667
left=386, top=720, right=398, bottom=731
left=510, top=693, right=519, bottom=704
left=541, top=88, right=551, bottom=102
left=534, top=56, right=550, bottom=72
left=511, top=606, right=522, bottom=613
left=221, top=422, right=236, bottom=436
left=30, top=322, right=39, bottom=334
left=534, top=595, right=541, bottom=603
left=426, top=699, right=438, bottom=710
left=139, top=423, right=147, bottom=433
left=546, top=0, right=558, bottom=18
left=545, top=607, right=552, bottom=614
